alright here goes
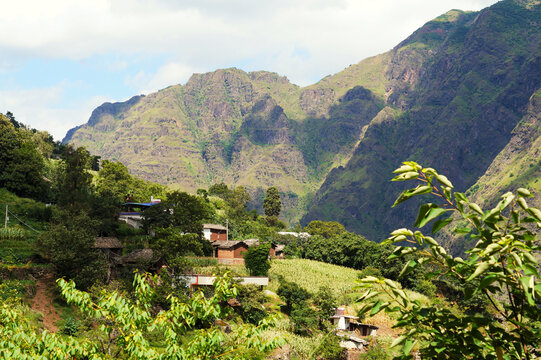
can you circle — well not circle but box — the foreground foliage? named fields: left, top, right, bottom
left=358, top=162, right=541, bottom=359
left=0, top=273, right=281, bottom=359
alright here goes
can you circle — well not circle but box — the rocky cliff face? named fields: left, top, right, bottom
left=65, top=0, right=540, bottom=235
left=442, top=89, right=541, bottom=254
left=302, top=0, right=541, bottom=241
left=65, top=65, right=383, bottom=223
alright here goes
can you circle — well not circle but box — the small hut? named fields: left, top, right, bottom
left=94, top=237, right=124, bottom=256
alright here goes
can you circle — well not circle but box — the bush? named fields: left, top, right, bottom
left=237, top=285, right=268, bottom=324
left=290, top=304, right=319, bottom=336
left=61, top=317, right=80, bottom=336
left=358, top=266, right=383, bottom=280
left=313, top=332, right=346, bottom=360
left=244, top=242, right=271, bottom=276
left=277, top=280, right=310, bottom=314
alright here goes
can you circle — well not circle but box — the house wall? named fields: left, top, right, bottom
left=234, top=246, right=247, bottom=258
left=209, top=230, right=227, bottom=241
left=217, top=248, right=235, bottom=259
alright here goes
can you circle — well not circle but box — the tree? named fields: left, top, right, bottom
left=143, top=191, right=211, bottom=236
left=0, top=115, right=46, bottom=199
left=263, top=186, right=281, bottom=217
left=225, top=186, right=251, bottom=222
left=35, top=208, right=106, bottom=289
left=304, top=220, right=346, bottom=239
left=0, top=273, right=281, bottom=358
left=55, top=145, right=93, bottom=207
left=95, top=160, right=133, bottom=203
left=277, top=280, right=310, bottom=314
left=244, top=242, right=271, bottom=276
left=358, top=161, right=541, bottom=359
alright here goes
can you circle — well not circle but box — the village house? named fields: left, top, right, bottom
left=93, top=236, right=124, bottom=256
left=330, top=307, right=378, bottom=336
left=212, top=240, right=249, bottom=265
left=203, top=223, right=228, bottom=241
left=211, top=237, right=278, bottom=264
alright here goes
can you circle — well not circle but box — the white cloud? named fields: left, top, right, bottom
left=0, top=84, right=110, bottom=141
left=125, top=62, right=199, bottom=94
left=0, top=0, right=500, bottom=137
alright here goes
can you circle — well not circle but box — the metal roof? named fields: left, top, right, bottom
left=122, top=202, right=161, bottom=207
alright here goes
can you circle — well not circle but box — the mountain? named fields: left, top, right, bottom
left=65, top=0, right=541, bottom=237
left=302, top=0, right=541, bottom=241
left=64, top=59, right=387, bottom=223
left=441, top=88, right=541, bottom=254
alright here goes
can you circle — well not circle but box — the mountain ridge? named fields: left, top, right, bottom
left=65, top=1, right=541, bottom=240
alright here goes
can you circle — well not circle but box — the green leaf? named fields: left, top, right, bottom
left=453, top=227, right=470, bottom=234
left=390, top=228, right=414, bottom=237
left=403, top=339, right=416, bottom=355
left=517, top=188, right=532, bottom=197
left=414, top=203, right=447, bottom=228
left=431, top=218, right=453, bottom=234
left=393, top=165, right=416, bottom=174
left=392, top=172, right=419, bottom=181
left=398, top=260, right=418, bottom=279
left=468, top=203, right=484, bottom=215
left=391, top=335, right=407, bottom=348
left=436, top=174, right=453, bottom=188
left=519, top=276, right=535, bottom=305
left=392, top=189, right=415, bottom=207
left=410, top=185, right=433, bottom=196
left=517, top=197, right=529, bottom=210
left=527, top=207, right=541, bottom=221
left=467, top=262, right=490, bottom=281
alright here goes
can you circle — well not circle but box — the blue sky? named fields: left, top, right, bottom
left=0, top=0, right=498, bottom=140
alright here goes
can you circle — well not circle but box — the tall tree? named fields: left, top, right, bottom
left=95, top=160, right=133, bottom=203
left=35, top=208, right=105, bottom=289
left=56, top=145, right=93, bottom=207
left=263, top=186, right=281, bottom=217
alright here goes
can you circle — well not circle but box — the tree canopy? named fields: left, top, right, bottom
left=263, top=186, right=281, bottom=217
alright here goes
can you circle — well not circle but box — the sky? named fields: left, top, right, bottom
left=0, top=0, right=499, bottom=141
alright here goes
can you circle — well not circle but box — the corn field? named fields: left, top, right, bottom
left=268, top=258, right=360, bottom=296
left=0, top=227, right=26, bottom=241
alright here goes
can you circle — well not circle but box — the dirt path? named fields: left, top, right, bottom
left=31, top=273, right=61, bottom=332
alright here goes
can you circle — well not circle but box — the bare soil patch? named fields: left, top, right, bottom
left=31, top=272, right=61, bottom=332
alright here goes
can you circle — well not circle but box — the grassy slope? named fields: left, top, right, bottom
left=0, top=188, right=50, bottom=265
left=268, top=258, right=360, bottom=296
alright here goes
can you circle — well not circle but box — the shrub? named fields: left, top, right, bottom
left=244, top=242, right=271, bottom=276
left=290, top=304, right=319, bottom=336
left=314, top=332, right=346, bottom=360
left=277, top=280, right=310, bottom=314
left=61, top=317, right=80, bottom=336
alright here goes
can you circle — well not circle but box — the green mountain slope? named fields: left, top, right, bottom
left=64, top=61, right=387, bottom=223
left=442, top=88, right=541, bottom=254
left=65, top=0, right=540, bottom=235
left=302, top=0, right=541, bottom=241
